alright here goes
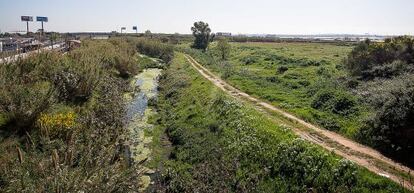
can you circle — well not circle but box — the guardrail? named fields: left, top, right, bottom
left=0, top=42, right=66, bottom=64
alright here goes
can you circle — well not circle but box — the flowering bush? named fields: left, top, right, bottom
left=37, top=111, right=76, bottom=138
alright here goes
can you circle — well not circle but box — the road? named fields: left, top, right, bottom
left=0, top=43, right=65, bottom=64
left=184, top=54, right=414, bottom=191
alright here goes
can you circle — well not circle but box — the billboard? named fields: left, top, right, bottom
left=133, top=26, right=137, bottom=30
left=21, top=16, right=33, bottom=22
left=36, top=16, right=48, bottom=22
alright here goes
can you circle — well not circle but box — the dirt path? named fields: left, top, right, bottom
left=184, top=54, right=414, bottom=191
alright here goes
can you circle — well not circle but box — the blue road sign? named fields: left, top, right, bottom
left=36, top=16, right=48, bottom=22
left=133, top=26, right=137, bottom=30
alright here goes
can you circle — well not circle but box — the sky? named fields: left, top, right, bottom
left=1, top=0, right=414, bottom=35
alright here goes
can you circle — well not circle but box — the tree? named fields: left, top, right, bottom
left=217, top=38, right=231, bottom=60
left=191, top=21, right=211, bottom=51
left=170, top=33, right=180, bottom=44
left=145, top=30, right=152, bottom=38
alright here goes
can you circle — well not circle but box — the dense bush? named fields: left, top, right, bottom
left=356, top=75, right=414, bottom=166
left=277, top=66, right=289, bottom=74
left=0, top=53, right=60, bottom=132
left=345, top=36, right=414, bottom=166
left=71, top=39, right=138, bottom=79
left=362, top=60, right=410, bottom=79
left=311, top=88, right=357, bottom=116
left=0, top=80, right=54, bottom=132
left=0, top=39, right=144, bottom=192
left=135, top=39, right=174, bottom=63
left=52, top=63, right=100, bottom=103
left=220, top=61, right=234, bottom=79
left=241, top=56, right=259, bottom=65
left=346, top=36, right=414, bottom=79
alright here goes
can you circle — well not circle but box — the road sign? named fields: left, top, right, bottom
left=36, top=16, right=48, bottom=22
left=121, top=27, right=126, bottom=30
left=133, top=26, right=137, bottom=30
left=21, top=16, right=33, bottom=22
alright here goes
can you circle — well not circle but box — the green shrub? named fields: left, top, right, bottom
left=356, top=75, right=414, bottom=166
left=319, top=118, right=341, bottom=131
left=220, top=61, right=234, bottom=79
left=277, top=66, right=289, bottom=74
left=0, top=55, right=58, bottom=132
left=0, top=81, right=54, bottom=132
left=311, top=89, right=357, bottom=116
left=362, top=60, right=411, bottom=79
left=316, top=66, right=331, bottom=77
left=266, top=76, right=281, bottom=83
left=346, top=36, right=414, bottom=79
left=332, top=95, right=357, bottom=115
left=298, top=80, right=310, bottom=87
left=345, top=78, right=359, bottom=89
left=52, top=65, right=100, bottom=103
left=241, top=56, right=258, bottom=65
left=69, top=39, right=138, bottom=79
left=135, top=39, right=174, bottom=63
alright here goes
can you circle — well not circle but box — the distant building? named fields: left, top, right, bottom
left=91, top=35, right=109, bottom=40
left=216, top=32, right=232, bottom=37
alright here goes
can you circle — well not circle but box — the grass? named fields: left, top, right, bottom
left=184, top=41, right=368, bottom=138
left=152, top=52, right=407, bottom=192
left=145, top=112, right=172, bottom=169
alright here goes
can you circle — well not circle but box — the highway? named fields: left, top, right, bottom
left=0, top=42, right=66, bottom=64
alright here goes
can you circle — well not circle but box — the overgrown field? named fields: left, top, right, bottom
left=182, top=37, right=414, bottom=167
left=151, top=53, right=405, bottom=192
left=181, top=42, right=359, bottom=135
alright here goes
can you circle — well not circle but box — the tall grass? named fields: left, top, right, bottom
left=0, top=39, right=144, bottom=192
